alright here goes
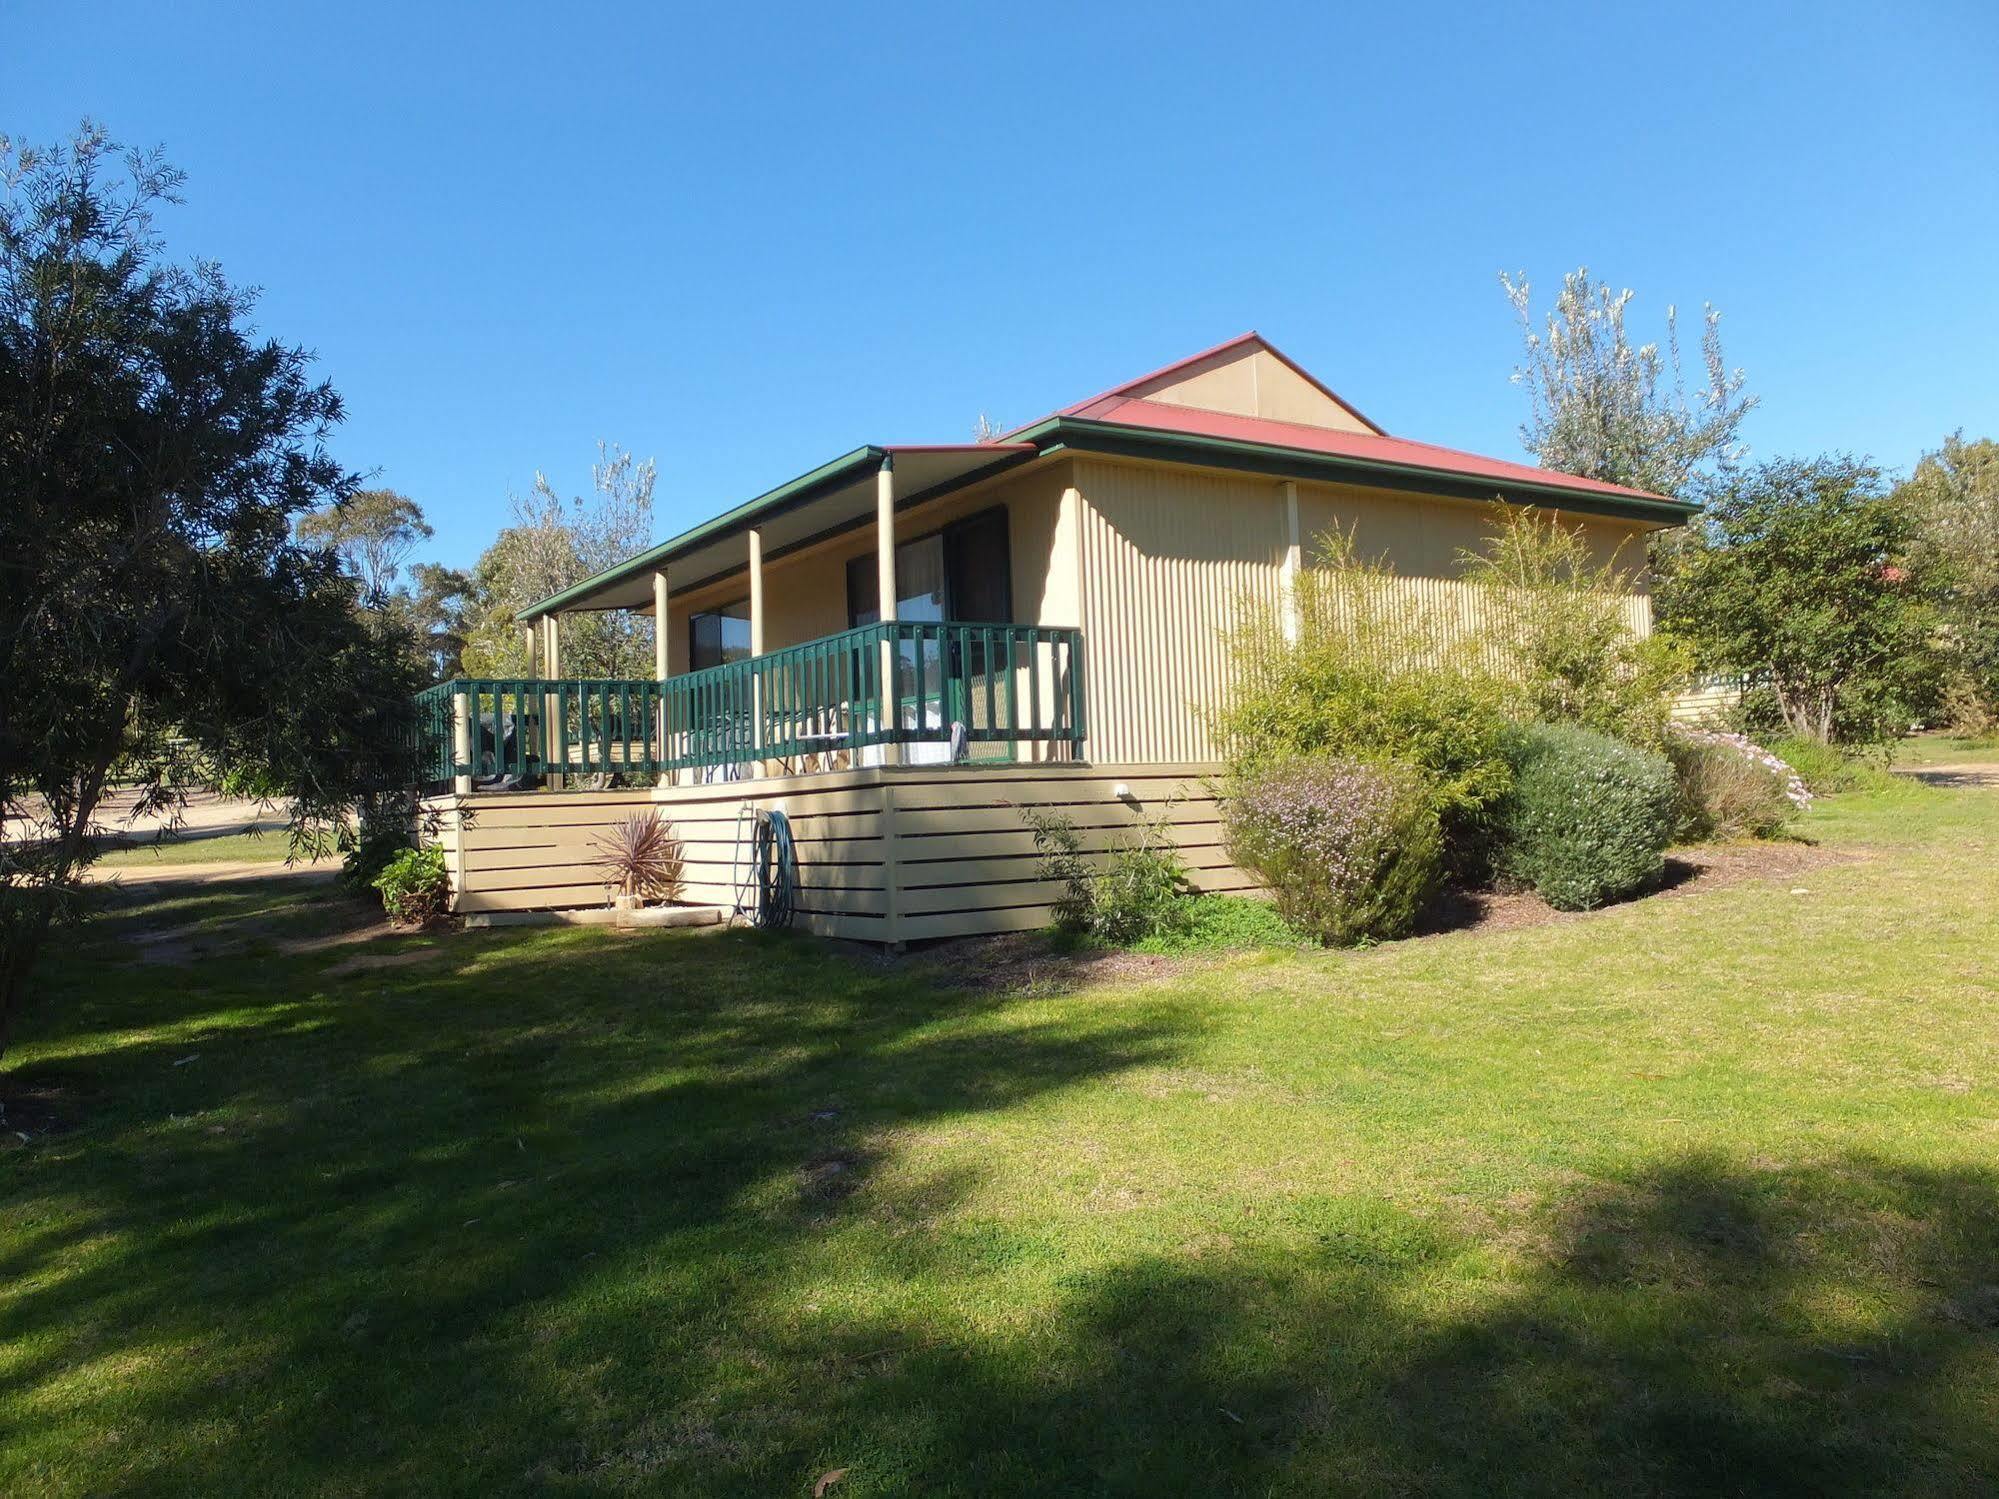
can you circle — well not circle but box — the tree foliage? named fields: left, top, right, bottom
left=1894, top=433, right=1999, bottom=729
left=296, top=487, right=432, bottom=603
left=404, top=560, right=472, bottom=683
left=1502, top=267, right=1757, bottom=498
left=1657, top=457, right=1944, bottom=744
left=461, top=443, right=656, bottom=678
left=0, top=125, right=419, bottom=1061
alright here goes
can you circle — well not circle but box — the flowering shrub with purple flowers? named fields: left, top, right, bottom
left=1223, top=758, right=1442, bottom=947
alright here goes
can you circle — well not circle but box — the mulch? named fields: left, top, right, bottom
left=916, top=837, right=1858, bottom=995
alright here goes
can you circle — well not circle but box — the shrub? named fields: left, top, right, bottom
left=373, top=845, right=451, bottom=925
left=592, top=811, right=686, bottom=902
left=1217, top=530, right=1514, bottom=861
left=1459, top=506, right=1690, bottom=746
left=1223, top=758, right=1443, bottom=947
left=1024, top=806, right=1192, bottom=946
left=1658, top=455, right=1947, bottom=747
left=1494, top=723, right=1675, bottom=911
left=340, top=803, right=416, bottom=892
left=1663, top=727, right=1809, bottom=841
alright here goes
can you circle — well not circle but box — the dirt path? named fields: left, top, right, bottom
left=1895, top=760, right=1999, bottom=789
left=4, top=790, right=287, bottom=848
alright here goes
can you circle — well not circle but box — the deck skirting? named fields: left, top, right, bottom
left=420, top=762, right=1252, bottom=942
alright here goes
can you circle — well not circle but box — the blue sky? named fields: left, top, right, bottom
left=10, top=1, right=1997, bottom=570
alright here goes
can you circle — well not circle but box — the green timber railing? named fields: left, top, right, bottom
left=413, top=621, right=1084, bottom=786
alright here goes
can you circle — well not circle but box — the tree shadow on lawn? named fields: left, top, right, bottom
left=4, top=888, right=1997, bottom=1495
left=576, top=1154, right=1998, bottom=1497
left=0, top=894, right=1195, bottom=1489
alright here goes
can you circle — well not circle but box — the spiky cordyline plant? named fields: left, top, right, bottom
left=592, top=811, right=685, bottom=902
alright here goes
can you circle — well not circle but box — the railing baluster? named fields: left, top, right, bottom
left=409, top=623, right=1085, bottom=788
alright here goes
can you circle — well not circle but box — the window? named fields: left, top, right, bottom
left=688, top=599, right=751, bottom=672
left=846, top=506, right=1011, bottom=627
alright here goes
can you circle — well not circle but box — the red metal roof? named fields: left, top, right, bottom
left=1010, top=332, right=1673, bottom=508
left=1073, top=397, right=1671, bottom=504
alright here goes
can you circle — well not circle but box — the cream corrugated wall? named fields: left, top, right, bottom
left=1073, top=460, right=1286, bottom=762
left=1073, top=461, right=1662, bottom=765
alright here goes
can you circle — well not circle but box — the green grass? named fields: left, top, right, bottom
left=1130, top=893, right=1312, bottom=954
left=93, top=828, right=319, bottom=868
left=1766, top=733, right=1909, bottom=795
left=1893, top=730, right=1999, bottom=767
left=5, top=784, right=1999, bottom=1494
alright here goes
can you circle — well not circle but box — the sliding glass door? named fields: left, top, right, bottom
left=846, top=507, right=1014, bottom=753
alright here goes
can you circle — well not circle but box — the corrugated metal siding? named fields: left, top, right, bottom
left=1073, top=460, right=1285, bottom=763
left=1066, top=463, right=1663, bottom=764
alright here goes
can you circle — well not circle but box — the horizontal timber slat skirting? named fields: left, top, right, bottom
left=420, top=761, right=1255, bottom=943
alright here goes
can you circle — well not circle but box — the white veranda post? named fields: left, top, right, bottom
left=876, top=455, right=899, bottom=765
left=748, top=528, right=765, bottom=764
left=1280, top=479, right=1302, bottom=644
left=653, top=570, right=670, bottom=785
left=542, top=613, right=563, bottom=789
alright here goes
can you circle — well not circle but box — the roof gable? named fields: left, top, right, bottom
left=1061, top=332, right=1382, bottom=436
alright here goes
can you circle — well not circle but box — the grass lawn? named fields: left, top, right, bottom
left=4, top=779, right=1998, bottom=1495
left=93, top=829, right=319, bottom=868
left=1894, top=730, right=1999, bottom=767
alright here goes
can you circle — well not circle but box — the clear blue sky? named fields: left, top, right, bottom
left=11, top=1, right=1997, bottom=570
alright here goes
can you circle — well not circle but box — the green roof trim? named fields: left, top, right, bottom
left=1010, top=417, right=1701, bottom=526
left=517, top=447, right=884, bottom=621
left=521, top=413, right=1694, bottom=621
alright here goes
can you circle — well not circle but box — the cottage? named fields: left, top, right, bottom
left=418, top=333, right=1693, bottom=938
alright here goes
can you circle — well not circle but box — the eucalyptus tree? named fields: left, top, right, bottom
left=1501, top=267, right=1757, bottom=499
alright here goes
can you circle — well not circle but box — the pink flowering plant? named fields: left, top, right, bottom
left=1663, top=724, right=1810, bottom=840
left=1223, top=758, right=1443, bottom=947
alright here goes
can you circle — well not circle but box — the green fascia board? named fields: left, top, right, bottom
left=1011, top=417, right=1701, bottom=526
left=517, top=446, right=886, bottom=621
left=521, top=413, right=1693, bottom=623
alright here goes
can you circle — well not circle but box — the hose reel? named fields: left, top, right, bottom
left=732, top=805, right=797, bottom=930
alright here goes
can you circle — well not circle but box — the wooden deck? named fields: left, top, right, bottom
left=421, top=762, right=1252, bottom=943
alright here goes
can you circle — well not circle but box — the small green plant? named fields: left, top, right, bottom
left=1130, top=893, right=1311, bottom=954
left=340, top=802, right=416, bottom=892
left=373, top=845, right=451, bottom=925
left=592, top=811, right=685, bottom=902
left=1023, top=806, right=1192, bottom=946
left=1494, top=723, right=1676, bottom=911
left=1223, top=757, right=1443, bottom=947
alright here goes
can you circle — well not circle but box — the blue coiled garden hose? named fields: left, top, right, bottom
left=732, top=805, right=797, bottom=930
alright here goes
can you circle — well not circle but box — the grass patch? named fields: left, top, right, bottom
left=1129, top=893, right=1311, bottom=954
left=93, top=828, right=318, bottom=868
left=1765, top=734, right=1910, bottom=795
left=4, top=781, right=1998, bottom=1494
left=1894, top=730, right=1999, bottom=766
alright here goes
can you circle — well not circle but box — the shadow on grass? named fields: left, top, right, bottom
left=592, top=1154, right=1995, bottom=1496
left=3, top=884, right=1997, bottom=1494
